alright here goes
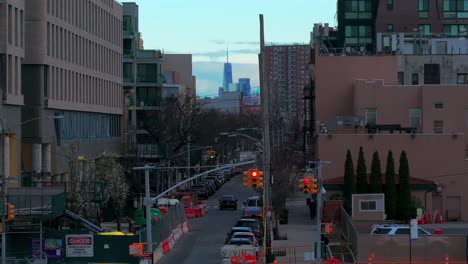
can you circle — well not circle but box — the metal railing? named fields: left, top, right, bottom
left=339, top=207, right=358, bottom=262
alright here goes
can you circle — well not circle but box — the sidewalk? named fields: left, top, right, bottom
left=271, top=192, right=319, bottom=248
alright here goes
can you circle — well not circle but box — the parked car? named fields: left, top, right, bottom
left=230, top=232, right=259, bottom=247
left=235, top=218, right=263, bottom=243
left=370, top=224, right=431, bottom=235
left=219, top=194, right=238, bottom=210
left=242, top=196, right=263, bottom=218
left=225, top=227, right=254, bottom=244
left=190, top=186, right=209, bottom=199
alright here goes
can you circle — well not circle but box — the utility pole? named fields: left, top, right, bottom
left=0, top=118, right=6, bottom=264
left=308, top=160, right=331, bottom=261
left=259, top=14, right=272, bottom=260
left=187, top=134, right=191, bottom=181
left=133, top=165, right=155, bottom=253
left=316, top=160, right=323, bottom=260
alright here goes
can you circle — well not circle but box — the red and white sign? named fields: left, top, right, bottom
left=144, top=252, right=153, bottom=260
left=66, top=235, right=94, bottom=257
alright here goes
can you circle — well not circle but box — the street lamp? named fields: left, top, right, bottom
left=0, top=114, right=63, bottom=263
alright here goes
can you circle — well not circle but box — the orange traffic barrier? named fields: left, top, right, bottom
left=230, top=256, right=241, bottom=264
left=161, top=239, right=170, bottom=254
left=159, top=206, right=168, bottom=215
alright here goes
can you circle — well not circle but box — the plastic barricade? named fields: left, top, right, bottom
left=184, top=207, right=196, bottom=218
left=159, top=206, right=168, bottom=215
left=161, top=239, right=171, bottom=254
left=182, top=196, right=192, bottom=207
left=231, top=256, right=241, bottom=264
left=194, top=207, right=204, bottom=217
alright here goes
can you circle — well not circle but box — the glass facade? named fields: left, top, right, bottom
left=60, top=111, right=121, bottom=140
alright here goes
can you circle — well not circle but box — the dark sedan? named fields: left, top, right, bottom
left=219, top=194, right=238, bottom=210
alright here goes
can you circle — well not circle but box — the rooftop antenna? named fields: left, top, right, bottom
left=226, top=43, right=229, bottom=63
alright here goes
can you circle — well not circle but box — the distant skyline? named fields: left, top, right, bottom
left=121, top=0, right=337, bottom=97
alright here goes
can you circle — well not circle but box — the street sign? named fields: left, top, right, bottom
left=410, top=218, right=418, bottom=240
left=144, top=252, right=153, bottom=264
left=66, top=234, right=94, bottom=257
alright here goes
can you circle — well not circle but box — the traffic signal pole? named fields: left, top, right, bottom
left=316, top=160, right=323, bottom=260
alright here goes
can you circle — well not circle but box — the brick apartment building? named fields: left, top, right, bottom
left=264, top=44, right=310, bottom=146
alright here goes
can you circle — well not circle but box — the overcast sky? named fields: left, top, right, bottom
left=121, top=0, right=336, bottom=97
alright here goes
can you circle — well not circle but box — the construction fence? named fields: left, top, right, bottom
left=5, top=204, right=186, bottom=264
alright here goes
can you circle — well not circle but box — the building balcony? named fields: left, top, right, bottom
left=136, top=50, right=162, bottom=60
left=123, top=75, right=134, bottom=84
left=128, top=98, right=162, bottom=110
left=123, top=49, right=134, bottom=58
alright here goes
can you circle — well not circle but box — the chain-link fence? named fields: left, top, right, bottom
left=139, top=203, right=186, bottom=245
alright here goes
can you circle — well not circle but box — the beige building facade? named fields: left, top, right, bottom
left=0, top=0, right=124, bottom=185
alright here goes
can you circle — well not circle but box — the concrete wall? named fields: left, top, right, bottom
left=354, top=81, right=468, bottom=144
left=315, top=53, right=398, bottom=124
left=162, top=54, right=194, bottom=98
left=398, top=55, right=468, bottom=85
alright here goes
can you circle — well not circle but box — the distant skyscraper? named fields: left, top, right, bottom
left=223, top=49, right=233, bottom=91
left=238, top=78, right=251, bottom=96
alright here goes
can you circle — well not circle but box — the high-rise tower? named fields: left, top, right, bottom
left=222, top=48, right=233, bottom=91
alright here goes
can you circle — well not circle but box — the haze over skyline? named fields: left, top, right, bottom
left=121, top=0, right=337, bottom=97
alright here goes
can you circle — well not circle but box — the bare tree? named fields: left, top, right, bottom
left=65, top=144, right=129, bottom=230
left=65, top=143, right=91, bottom=216
left=144, top=96, right=201, bottom=154
left=93, top=155, right=129, bottom=231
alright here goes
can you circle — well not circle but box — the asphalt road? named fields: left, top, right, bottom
left=159, top=174, right=259, bottom=264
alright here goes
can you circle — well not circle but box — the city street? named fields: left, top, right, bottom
left=159, top=173, right=259, bottom=264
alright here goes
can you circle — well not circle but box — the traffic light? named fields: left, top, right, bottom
left=250, top=170, right=260, bottom=189
left=323, top=223, right=333, bottom=234
left=302, top=177, right=311, bottom=194
left=256, top=171, right=264, bottom=188
left=6, top=203, right=15, bottom=222
left=242, top=169, right=264, bottom=189
left=210, top=150, right=216, bottom=159
left=243, top=170, right=251, bottom=188
left=310, top=177, right=318, bottom=194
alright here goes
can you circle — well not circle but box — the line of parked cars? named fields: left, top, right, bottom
left=189, top=168, right=238, bottom=200
left=220, top=216, right=264, bottom=263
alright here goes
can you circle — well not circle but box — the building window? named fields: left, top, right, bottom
left=434, top=102, right=444, bottom=109
left=360, top=200, right=377, bottom=211
left=398, top=71, right=404, bottom=84
left=419, top=0, right=429, bottom=17
left=458, top=73, right=468, bottom=84
left=443, top=24, right=468, bottom=36
left=387, top=24, right=393, bottom=32
left=424, top=64, right=440, bottom=84
left=418, top=24, right=431, bottom=35
left=345, top=25, right=372, bottom=45
left=365, top=108, right=377, bottom=125
left=409, top=108, right=421, bottom=128
left=412, top=73, right=419, bottom=85
left=444, top=0, right=468, bottom=18
left=434, top=120, right=444, bottom=134
left=387, top=0, right=393, bottom=9
left=123, top=15, right=132, bottom=32
left=344, top=0, right=373, bottom=19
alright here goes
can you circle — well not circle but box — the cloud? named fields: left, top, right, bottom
left=210, top=40, right=260, bottom=46
left=232, top=41, right=260, bottom=46
left=192, top=48, right=259, bottom=57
